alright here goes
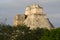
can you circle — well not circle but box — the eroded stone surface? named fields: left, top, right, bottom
left=14, top=4, right=54, bottom=30
left=24, top=14, right=53, bottom=30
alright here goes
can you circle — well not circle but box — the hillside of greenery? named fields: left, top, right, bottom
left=0, top=24, right=60, bottom=40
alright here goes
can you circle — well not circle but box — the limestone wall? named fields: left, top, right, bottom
left=14, top=14, right=25, bottom=26
left=24, top=14, right=53, bottom=30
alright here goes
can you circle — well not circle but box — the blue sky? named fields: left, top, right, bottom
left=0, top=0, right=60, bottom=27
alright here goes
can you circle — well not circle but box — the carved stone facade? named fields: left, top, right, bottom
left=14, top=4, right=54, bottom=30
left=25, top=4, right=43, bottom=15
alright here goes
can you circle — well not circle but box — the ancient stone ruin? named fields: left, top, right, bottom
left=14, top=4, right=54, bottom=30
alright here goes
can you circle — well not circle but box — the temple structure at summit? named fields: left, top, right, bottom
left=14, top=4, right=54, bottom=30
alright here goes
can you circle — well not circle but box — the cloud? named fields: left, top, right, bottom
left=0, top=0, right=60, bottom=8
left=0, top=0, right=60, bottom=27
left=0, top=0, right=13, bottom=3
left=0, top=0, right=48, bottom=7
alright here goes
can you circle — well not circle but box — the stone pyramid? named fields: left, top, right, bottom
left=24, top=4, right=54, bottom=30
left=14, top=4, right=54, bottom=30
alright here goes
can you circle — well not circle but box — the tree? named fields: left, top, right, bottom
left=0, top=25, right=13, bottom=40
left=0, top=24, right=60, bottom=40
left=40, top=28, right=60, bottom=40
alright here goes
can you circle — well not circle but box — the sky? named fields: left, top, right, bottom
left=0, top=0, right=60, bottom=27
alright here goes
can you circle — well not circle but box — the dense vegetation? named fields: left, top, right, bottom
left=0, top=24, right=60, bottom=40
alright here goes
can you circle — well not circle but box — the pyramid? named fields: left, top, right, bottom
left=24, top=4, right=54, bottom=30
left=14, top=4, right=54, bottom=30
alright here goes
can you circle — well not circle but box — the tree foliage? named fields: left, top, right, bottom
left=0, top=24, right=60, bottom=40
left=40, top=28, right=60, bottom=40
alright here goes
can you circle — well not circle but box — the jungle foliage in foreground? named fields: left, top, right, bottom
left=0, top=25, right=60, bottom=40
